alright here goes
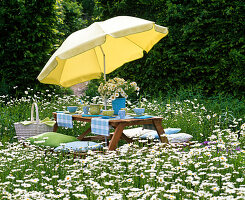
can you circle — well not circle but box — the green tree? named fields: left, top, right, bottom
left=0, top=0, right=95, bottom=97
left=55, top=0, right=87, bottom=43
left=79, top=0, right=95, bottom=23
left=0, top=0, right=57, bottom=96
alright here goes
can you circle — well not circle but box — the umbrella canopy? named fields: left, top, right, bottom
left=37, top=16, right=168, bottom=87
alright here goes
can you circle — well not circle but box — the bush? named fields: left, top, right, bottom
left=96, top=0, right=245, bottom=98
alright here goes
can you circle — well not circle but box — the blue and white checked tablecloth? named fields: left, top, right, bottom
left=91, top=118, right=110, bottom=136
left=57, top=113, right=73, bottom=128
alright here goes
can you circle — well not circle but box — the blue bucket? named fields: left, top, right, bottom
left=112, top=98, right=126, bottom=115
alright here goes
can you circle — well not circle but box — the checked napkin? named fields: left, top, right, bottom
left=91, top=118, right=110, bottom=136
left=57, top=113, right=73, bottom=128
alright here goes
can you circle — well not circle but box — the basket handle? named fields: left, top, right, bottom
left=31, top=102, right=40, bottom=123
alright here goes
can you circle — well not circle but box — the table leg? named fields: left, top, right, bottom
left=108, top=123, right=126, bottom=151
left=53, top=115, right=58, bottom=132
left=152, top=119, right=169, bottom=143
left=121, top=132, right=133, bottom=143
left=77, top=127, right=91, bottom=140
left=53, top=123, right=58, bottom=132
left=111, top=125, right=133, bottom=144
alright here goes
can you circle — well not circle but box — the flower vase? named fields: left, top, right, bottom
left=112, top=98, right=126, bottom=115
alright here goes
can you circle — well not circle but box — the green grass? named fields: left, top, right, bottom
left=0, top=88, right=244, bottom=199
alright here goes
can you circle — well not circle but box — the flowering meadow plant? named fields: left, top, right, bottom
left=0, top=88, right=244, bottom=199
left=0, top=140, right=244, bottom=199
left=98, top=77, right=140, bottom=100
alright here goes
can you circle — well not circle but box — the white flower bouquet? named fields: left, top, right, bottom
left=98, top=77, right=140, bottom=100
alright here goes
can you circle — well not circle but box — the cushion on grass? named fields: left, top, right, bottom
left=164, top=128, right=181, bottom=135
left=140, top=131, right=160, bottom=139
left=123, top=127, right=181, bottom=139
left=122, top=127, right=146, bottom=138
left=139, top=131, right=193, bottom=143
left=140, top=128, right=181, bottom=139
left=54, top=141, right=103, bottom=153
left=167, top=133, right=193, bottom=143
left=27, top=132, right=79, bottom=148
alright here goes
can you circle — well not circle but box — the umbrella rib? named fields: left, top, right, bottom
left=124, top=36, right=144, bottom=51
left=58, top=59, right=67, bottom=86
left=93, top=47, right=103, bottom=74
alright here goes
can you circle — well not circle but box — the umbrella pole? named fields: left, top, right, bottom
left=100, top=46, right=108, bottom=147
left=100, top=46, right=107, bottom=110
left=104, top=54, right=106, bottom=83
left=103, top=54, right=107, bottom=110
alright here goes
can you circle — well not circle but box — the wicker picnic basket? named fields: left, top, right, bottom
left=14, top=103, right=54, bottom=140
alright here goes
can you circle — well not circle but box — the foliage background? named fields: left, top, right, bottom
left=0, top=0, right=91, bottom=97
left=0, top=0, right=244, bottom=98
left=0, top=0, right=57, bottom=95
left=97, top=0, right=245, bottom=97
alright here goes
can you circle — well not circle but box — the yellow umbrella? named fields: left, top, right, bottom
left=37, top=16, right=168, bottom=87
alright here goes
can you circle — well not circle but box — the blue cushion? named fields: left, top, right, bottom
left=165, top=128, right=181, bottom=135
left=140, top=131, right=159, bottom=139
left=140, top=128, right=181, bottom=139
left=54, top=141, right=103, bottom=153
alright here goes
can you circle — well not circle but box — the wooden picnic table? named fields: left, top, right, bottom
left=52, top=113, right=169, bottom=151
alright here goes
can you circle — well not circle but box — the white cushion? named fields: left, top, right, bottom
left=167, top=133, right=193, bottom=143
left=123, top=127, right=182, bottom=139
left=123, top=127, right=150, bottom=138
left=123, top=128, right=192, bottom=143
left=140, top=128, right=181, bottom=139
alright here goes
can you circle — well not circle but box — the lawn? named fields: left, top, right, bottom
left=0, top=88, right=244, bottom=199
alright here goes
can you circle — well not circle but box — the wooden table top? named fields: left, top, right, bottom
left=52, top=112, right=163, bottom=123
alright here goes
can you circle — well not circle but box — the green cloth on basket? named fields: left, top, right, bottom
left=20, top=117, right=56, bottom=127
left=41, top=117, right=56, bottom=127
left=20, top=121, right=34, bottom=125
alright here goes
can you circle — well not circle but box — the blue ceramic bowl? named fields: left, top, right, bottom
left=67, top=106, right=78, bottom=113
left=133, top=108, right=145, bottom=115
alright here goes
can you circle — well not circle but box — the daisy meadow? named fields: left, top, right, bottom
left=0, top=88, right=244, bottom=199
